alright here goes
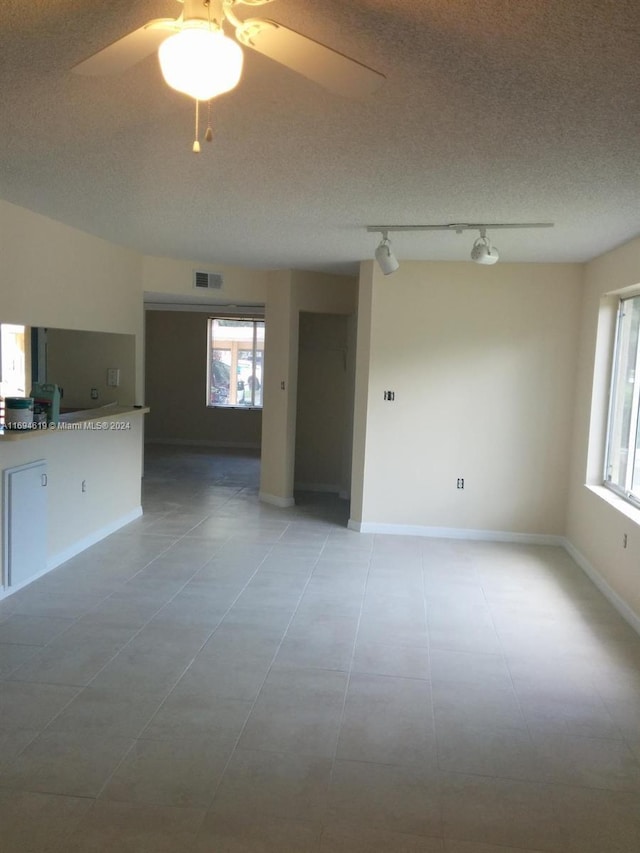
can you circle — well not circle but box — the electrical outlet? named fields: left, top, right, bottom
left=383, top=390, right=395, bottom=401
left=106, top=367, right=120, bottom=387
left=456, top=478, right=465, bottom=489
left=90, top=388, right=99, bottom=400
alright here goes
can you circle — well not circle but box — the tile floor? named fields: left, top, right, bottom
left=0, top=445, right=639, bottom=851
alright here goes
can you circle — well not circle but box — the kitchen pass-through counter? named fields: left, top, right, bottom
left=0, top=405, right=148, bottom=596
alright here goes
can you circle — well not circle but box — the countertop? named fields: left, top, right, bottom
left=0, top=405, right=149, bottom=440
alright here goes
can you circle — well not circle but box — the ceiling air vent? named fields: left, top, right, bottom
left=193, top=271, right=223, bottom=291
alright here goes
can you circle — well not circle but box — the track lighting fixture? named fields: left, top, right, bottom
left=366, top=222, right=553, bottom=268
left=470, top=228, right=499, bottom=265
left=374, top=231, right=400, bottom=276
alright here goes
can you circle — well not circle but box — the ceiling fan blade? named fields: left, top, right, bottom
left=72, top=19, right=179, bottom=76
left=236, top=19, right=385, bottom=98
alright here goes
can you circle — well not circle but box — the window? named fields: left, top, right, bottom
left=0, top=324, right=28, bottom=398
left=605, top=294, right=640, bottom=506
left=207, top=317, right=264, bottom=408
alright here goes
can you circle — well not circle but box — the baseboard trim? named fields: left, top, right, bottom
left=294, top=483, right=341, bottom=494
left=1, top=506, right=143, bottom=601
left=47, top=506, right=143, bottom=571
left=146, top=439, right=261, bottom=450
left=259, top=492, right=295, bottom=508
left=563, top=538, right=640, bottom=637
left=347, top=519, right=564, bottom=546
left=0, top=562, right=58, bottom=599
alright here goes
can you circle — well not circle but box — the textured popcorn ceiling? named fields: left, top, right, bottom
left=1, top=0, right=639, bottom=273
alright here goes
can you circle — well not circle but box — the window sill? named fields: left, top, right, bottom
left=586, top=484, right=640, bottom=528
left=207, top=406, right=262, bottom=411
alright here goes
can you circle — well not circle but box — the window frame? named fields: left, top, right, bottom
left=206, top=315, right=264, bottom=410
left=604, top=293, right=640, bottom=509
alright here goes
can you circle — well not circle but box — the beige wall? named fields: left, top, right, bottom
left=259, top=271, right=357, bottom=504
left=259, top=271, right=296, bottom=504
left=351, top=260, right=584, bottom=535
left=566, top=236, right=640, bottom=620
left=142, top=255, right=269, bottom=304
left=289, top=270, right=357, bottom=315
left=145, top=311, right=262, bottom=447
left=295, top=312, right=349, bottom=492
left=46, top=329, right=136, bottom=410
left=350, top=264, right=374, bottom=522
left=342, top=313, right=358, bottom=499
left=0, top=200, right=144, bottom=401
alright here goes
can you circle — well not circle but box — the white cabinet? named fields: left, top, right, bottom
left=3, top=460, right=47, bottom=589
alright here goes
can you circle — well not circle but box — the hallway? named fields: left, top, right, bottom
left=0, top=446, right=639, bottom=851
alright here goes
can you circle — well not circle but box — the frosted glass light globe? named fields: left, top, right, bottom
left=159, top=28, right=244, bottom=100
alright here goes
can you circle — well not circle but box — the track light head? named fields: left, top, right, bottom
left=471, top=229, right=499, bottom=265
left=374, top=231, right=399, bottom=275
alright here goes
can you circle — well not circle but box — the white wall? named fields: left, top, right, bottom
left=351, top=260, right=584, bottom=535
left=565, top=236, right=640, bottom=621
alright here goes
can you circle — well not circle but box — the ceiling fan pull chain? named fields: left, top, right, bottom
left=193, top=99, right=201, bottom=153
left=205, top=99, right=214, bottom=142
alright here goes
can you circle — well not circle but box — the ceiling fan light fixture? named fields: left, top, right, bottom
left=374, top=233, right=400, bottom=276
left=158, top=28, right=244, bottom=101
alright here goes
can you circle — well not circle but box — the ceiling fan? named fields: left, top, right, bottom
left=73, top=0, right=385, bottom=147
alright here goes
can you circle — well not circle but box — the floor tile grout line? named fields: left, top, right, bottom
left=88, top=522, right=313, bottom=806
left=478, top=547, right=632, bottom=783
left=88, top=571, right=283, bottom=801
left=14, top=518, right=274, bottom=745
left=196, top=530, right=338, bottom=812
left=322, top=532, right=375, bottom=833
left=420, top=544, right=442, bottom=788
left=467, top=551, right=559, bottom=795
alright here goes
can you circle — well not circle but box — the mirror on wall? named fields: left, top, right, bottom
left=1, top=325, right=135, bottom=413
